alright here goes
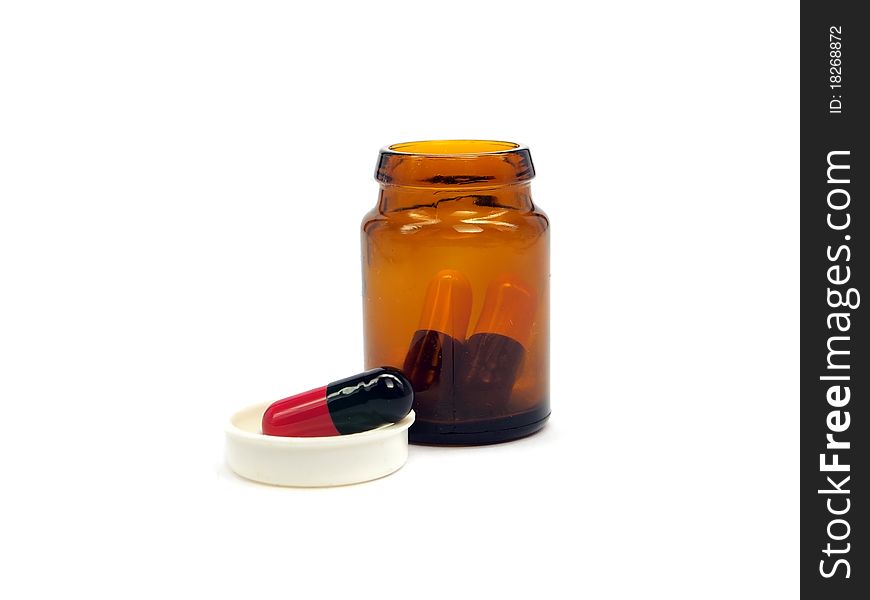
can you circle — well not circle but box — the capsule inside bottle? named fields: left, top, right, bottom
left=402, top=269, right=473, bottom=424
left=458, top=274, right=536, bottom=419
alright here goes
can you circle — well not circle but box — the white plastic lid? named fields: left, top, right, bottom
left=225, top=401, right=414, bottom=487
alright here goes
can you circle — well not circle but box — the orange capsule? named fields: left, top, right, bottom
left=458, top=274, right=537, bottom=419
left=402, top=269, right=473, bottom=425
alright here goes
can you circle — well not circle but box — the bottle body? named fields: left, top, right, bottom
left=361, top=141, right=549, bottom=444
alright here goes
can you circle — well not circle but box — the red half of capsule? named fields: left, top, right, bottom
left=261, top=367, right=414, bottom=437
left=261, top=385, right=339, bottom=437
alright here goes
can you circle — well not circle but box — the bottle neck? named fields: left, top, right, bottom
left=374, top=140, right=536, bottom=212
left=377, top=182, right=534, bottom=212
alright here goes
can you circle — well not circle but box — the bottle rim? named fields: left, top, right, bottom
left=376, top=140, right=534, bottom=187
left=380, top=139, right=528, bottom=158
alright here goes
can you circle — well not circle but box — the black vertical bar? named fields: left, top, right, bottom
left=801, top=2, right=868, bottom=597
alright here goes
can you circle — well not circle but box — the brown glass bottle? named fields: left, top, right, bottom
left=361, top=140, right=549, bottom=444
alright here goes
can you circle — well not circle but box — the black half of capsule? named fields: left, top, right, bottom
left=403, top=329, right=462, bottom=421
left=456, top=333, right=526, bottom=419
left=326, top=367, right=415, bottom=434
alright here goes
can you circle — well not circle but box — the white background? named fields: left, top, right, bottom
left=0, top=1, right=799, bottom=598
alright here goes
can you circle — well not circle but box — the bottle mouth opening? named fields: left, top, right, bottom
left=384, top=140, right=525, bottom=157
left=376, top=140, right=534, bottom=187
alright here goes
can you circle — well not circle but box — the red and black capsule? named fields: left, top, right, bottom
left=261, top=367, right=414, bottom=437
left=457, top=274, right=537, bottom=419
left=402, top=269, right=473, bottom=422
